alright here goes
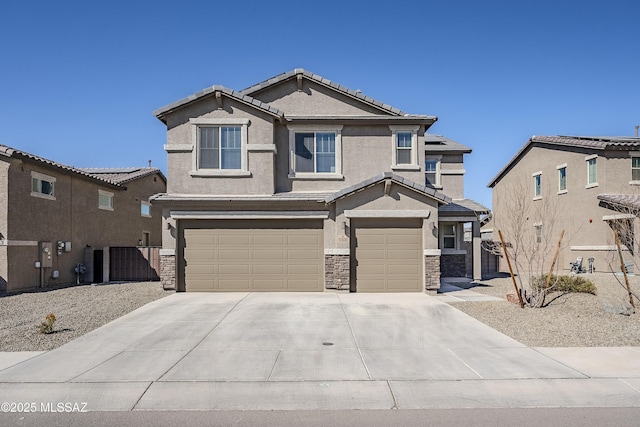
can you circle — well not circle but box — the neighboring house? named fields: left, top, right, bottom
left=152, top=69, right=486, bottom=293
left=0, top=145, right=166, bottom=293
left=487, top=135, right=640, bottom=273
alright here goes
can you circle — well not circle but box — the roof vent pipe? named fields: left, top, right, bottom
left=635, top=125, right=639, bottom=138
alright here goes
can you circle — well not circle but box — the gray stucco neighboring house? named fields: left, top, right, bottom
left=0, top=145, right=166, bottom=292
left=152, top=69, right=486, bottom=293
left=487, top=135, right=640, bottom=273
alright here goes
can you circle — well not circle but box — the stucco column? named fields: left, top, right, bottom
left=472, top=220, right=482, bottom=281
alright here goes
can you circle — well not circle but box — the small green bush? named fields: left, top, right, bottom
left=532, top=274, right=597, bottom=295
left=39, top=313, right=56, bottom=334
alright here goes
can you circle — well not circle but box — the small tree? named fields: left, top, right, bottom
left=492, top=176, right=578, bottom=307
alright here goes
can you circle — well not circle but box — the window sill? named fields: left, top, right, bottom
left=585, top=182, right=599, bottom=189
left=557, top=190, right=568, bottom=195
left=99, top=206, right=114, bottom=211
left=391, top=164, right=421, bottom=171
left=190, top=170, right=252, bottom=177
left=630, top=181, right=640, bottom=186
left=289, top=173, right=344, bottom=181
left=533, top=196, right=542, bottom=201
left=427, top=184, right=443, bottom=190
left=30, top=192, right=56, bottom=201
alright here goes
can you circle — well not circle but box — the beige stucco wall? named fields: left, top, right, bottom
left=438, top=153, right=465, bottom=199
left=165, top=95, right=276, bottom=195
left=3, top=160, right=165, bottom=292
left=251, top=79, right=383, bottom=116
left=491, top=145, right=640, bottom=272
left=332, top=182, right=440, bottom=252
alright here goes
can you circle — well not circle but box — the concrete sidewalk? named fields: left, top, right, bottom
left=0, top=292, right=639, bottom=411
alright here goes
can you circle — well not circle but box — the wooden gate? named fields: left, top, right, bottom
left=109, top=247, right=160, bottom=281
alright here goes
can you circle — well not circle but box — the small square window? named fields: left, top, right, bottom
left=30, top=172, right=56, bottom=200
left=141, top=201, right=151, bottom=217
left=98, top=190, right=114, bottom=210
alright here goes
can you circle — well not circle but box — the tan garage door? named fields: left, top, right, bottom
left=181, top=220, right=323, bottom=292
left=354, top=218, right=423, bottom=292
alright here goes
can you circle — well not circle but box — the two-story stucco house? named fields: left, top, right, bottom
left=152, top=69, right=486, bottom=293
left=488, top=135, right=640, bottom=273
left=0, top=145, right=166, bottom=293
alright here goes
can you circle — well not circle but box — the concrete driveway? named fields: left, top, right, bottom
left=1, top=292, right=639, bottom=410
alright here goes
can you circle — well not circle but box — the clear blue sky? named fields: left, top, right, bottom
left=2, top=0, right=638, bottom=208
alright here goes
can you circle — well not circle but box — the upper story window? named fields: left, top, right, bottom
left=632, top=157, right=640, bottom=181
left=141, top=201, right=151, bottom=217
left=557, top=164, right=567, bottom=193
left=533, top=172, right=542, bottom=198
left=199, top=126, right=241, bottom=170
left=98, top=190, right=114, bottom=211
left=586, top=155, right=598, bottom=187
left=425, top=156, right=442, bottom=189
left=295, top=132, right=335, bottom=173
left=288, top=125, right=343, bottom=179
left=30, top=171, right=56, bottom=200
left=389, top=125, right=420, bottom=170
left=190, top=118, right=249, bottom=177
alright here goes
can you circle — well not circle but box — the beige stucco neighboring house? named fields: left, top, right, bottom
left=152, top=69, right=486, bottom=293
left=487, top=135, right=640, bottom=274
left=0, top=145, right=166, bottom=293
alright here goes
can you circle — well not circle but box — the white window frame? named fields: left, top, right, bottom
left=631, top=156, right=640, bottom=184
left=390, top=125, right=420, bottom=170
left=190, top=118, right=250, bottom=177
left=30, top=171, right=56, bottom=200
left=98, top=190, right=114, bottom=211
left=287, top=124, right=343, bottom=179
left=557, top=164, right=567, bottom=194
left=425, top=155, right=442, bottom=189
left=586, top=154, right=598, bottom=188
left=141, top=201, right=152, bottom=218
left=533, top=171, right=542, bottom=200
left=441, top=223, right=457, bottom=250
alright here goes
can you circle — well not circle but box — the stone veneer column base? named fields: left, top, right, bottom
left=425, top=255, right=441, bottom=292
left=325, top=254, right=350, bottom=291
left=160, top=254, right=176, bottom=290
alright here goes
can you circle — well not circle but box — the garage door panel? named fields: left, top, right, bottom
left=253, top=264, right=285, bottom=275
left=253, top=249, right=286, bottom=260
left=253, top=280, right=286, bottom=290
left=183, top=221, right=323, bottom=292
left=253, top=235, right=285, bottom=246
left=387, top=264, right=420, bottom=275
left=287, top=249, right=320, bottom=260
left=218, top=264, right=251, bottom=275
left=288, top=264, right=319, bottom=275
left=387, top=250, right=421, bottom=260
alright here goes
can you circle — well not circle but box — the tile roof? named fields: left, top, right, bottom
left=0, top=144, right=124, bottom=189
left=153, top=85, right=286, bottom=122
left=597, top=194, right=640, bottom=211
left=424, top=134, right=472, bottom=153
left=80, top=167, right=166, bottom=184
left=241, top=68, right=417, bottom=117
left=324, top=172, right=451, bottom=204
left=439, top=198, right=490, bottom=215
left=488, top=135, right=640, bottom=188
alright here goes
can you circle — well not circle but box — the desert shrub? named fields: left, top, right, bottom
left=39, top=313, right=56, bottom=334
left=532, top=275, right=597, bottom=295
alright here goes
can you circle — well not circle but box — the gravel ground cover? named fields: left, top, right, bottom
left=449, top=272, right=640, bottom=347
left=0, top=282, right=173, bottom=351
